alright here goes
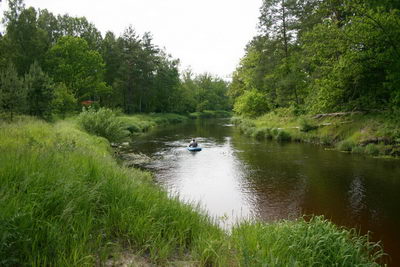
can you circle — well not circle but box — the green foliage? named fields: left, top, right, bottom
left=233, top=89, right=269, bottom=117
left=231, top=216, right=383, bottom=266
left=1, top=1, right=231, bottom=116
left=188, top=110, right=231, bottom=119
left=252, top=127, right=273, bottom=140
left=299, top=117, right=317, bottom=132
left=352, top=145, right=365, bottom=154
left=52, top=83, right=77, bottom=118
left=176, top=71, right=232, bottom=114
left=2, top=4, right=49, bottom=75
left=77, top=107, right=129, bottom=142
left=45, top=36, right=107, bottom=101
left=120, top=113, right=188, bottom=133
left=24, top=61, right=55, bottom=120
left=231, top=0, right=400, bottom=116
left=365, top=143, right=380, bottom=156
left=275, top=129, right=292, bottom=142
left=0, top=63, right=25, bottom=120
left=337, top=140, right=357, bottom=152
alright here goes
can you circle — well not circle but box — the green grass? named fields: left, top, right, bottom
left=119, top=113, right=188, bottom=134
left=231, top=217, right=384, bottom=266
left=233, top=109, right=400, bottom=157
left=0, top=117, right=385, bottom=266
left=0, top=118, right=227, bottom=266
left=78, top=107, right=129, bottom=143
left=188, top=110, right=232, bottom=119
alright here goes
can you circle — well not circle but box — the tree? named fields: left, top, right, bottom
left=45, top=36, right=108, bottom=101
left=24, top=61, right=55, bottom=119
left=233, top=89, right=269, bottom=117
left=2, top=4, right=49, bottom=75
left=52, top=83, right=76, bottom=118
left=55, top=14, right=103, bottom=51
left=113, top=26, right=143, bottom=113
left=0, top=63, right=25, bottom=120
left=101, top=31, right=121, bottom=88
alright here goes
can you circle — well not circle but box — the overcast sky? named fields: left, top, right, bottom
left=1, top=0, right=262, bottom=78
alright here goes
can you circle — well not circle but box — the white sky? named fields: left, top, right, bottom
left=1, top=0, right=262, bottom=78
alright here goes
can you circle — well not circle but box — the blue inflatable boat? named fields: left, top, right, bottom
left=187, top=146, right=202, bottom=151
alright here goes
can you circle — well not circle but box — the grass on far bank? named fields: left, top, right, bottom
left=188, top=110, right=232, bottom=119
left=119, top=113, right=188, bottom=134
left=233, top=108, right=400, bottom=158
left=0, top=117, right=385, bottom=266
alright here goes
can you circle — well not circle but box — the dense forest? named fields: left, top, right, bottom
left=0, top=0, right=231, bottom=120
left=230, top=0, right=400, bottom=117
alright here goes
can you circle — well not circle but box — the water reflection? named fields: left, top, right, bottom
left=129, top=119, right=400, bottom=265
left=348, top=175, right=366, bottom=219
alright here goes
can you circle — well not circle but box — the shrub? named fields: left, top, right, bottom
left=320, top=135, right=334, bottom=146
left=252, top=127, right=272, bottom=140
left=337, top=140, right=356, bottom=152
left=365, top=143, right=380, bottom=156
left=352, top=146, right=365, bottom=154
left=299, top=118, right=317, bottom=132
left=233, top=90, right=269, bottom=117
left=126, top=124, right=141, bottom=133
left=275, top=129, right=292, bottom=142
left=78, top=107, right=129, bottom=142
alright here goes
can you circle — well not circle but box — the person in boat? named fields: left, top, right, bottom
left=189, top=138, right=198, bottom=147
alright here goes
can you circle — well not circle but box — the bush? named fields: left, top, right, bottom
left=78, top=107, right=129, bottom=142
left=365, top=143, right=380, bottom=156
left=352, top=146, right=365, bottom=154
left=189, top=110, right=232, bottom=119
left=337, top=140, right=356, bottom=152
left=299, top=118, right=317, bottom=132
left=252, top=127, right=272, bottom=140
left=275, top=129, right=292, bottom=142
left=233, top=90, right=269, bottom=117
left=320, top=135, right=334, bottom=146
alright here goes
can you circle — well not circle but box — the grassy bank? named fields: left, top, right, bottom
left=119, top=113, right=188, bottom=134
left=0, top=117, right=385, bottom=266
left=188, top=110, right=232, bottom=119
left=233, top=109, right=400, bottom=158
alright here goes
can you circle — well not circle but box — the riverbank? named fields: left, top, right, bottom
left=0, top=117, right=385, bottom=266
left=118, top=111, right=230, bottom=134
left=233, top=109, right=400, bottom=158
left=119, top=113, right=188, bottom=134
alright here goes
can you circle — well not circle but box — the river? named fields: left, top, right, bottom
left=129, top=119, right=400, bottom=265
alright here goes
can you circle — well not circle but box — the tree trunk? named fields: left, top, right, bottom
left=281, top=0, right=289, bottom=59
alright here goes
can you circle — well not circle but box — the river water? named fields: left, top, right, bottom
left=129, top=119, right=400, bottom=265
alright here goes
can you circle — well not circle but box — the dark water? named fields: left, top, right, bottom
left=130, top=119, right=400, bottom=265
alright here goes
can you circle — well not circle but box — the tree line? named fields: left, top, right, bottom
left=230, top=0, right=400, bottom=117
left=0, top=0, right=231, bottom=120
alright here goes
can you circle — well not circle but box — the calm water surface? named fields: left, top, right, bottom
left=130, top=119, right=400, bottom=265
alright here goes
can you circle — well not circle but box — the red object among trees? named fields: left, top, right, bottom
left=81, top=100, right=95, bottom=106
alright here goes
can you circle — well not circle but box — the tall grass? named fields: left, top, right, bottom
left=119, top=113, right=187, bottom=134
left=231, top=216, right=384, bottom=266
left=78, top=107, right=129, bottom=142
left=188, top=110, right=232, bottom=119
left=0, top=118, right=385, bottom=266
left=0, top=119, right=227, bottom=266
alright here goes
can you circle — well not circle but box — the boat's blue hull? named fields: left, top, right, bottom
left=187, top=146, right=202, bottom=151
